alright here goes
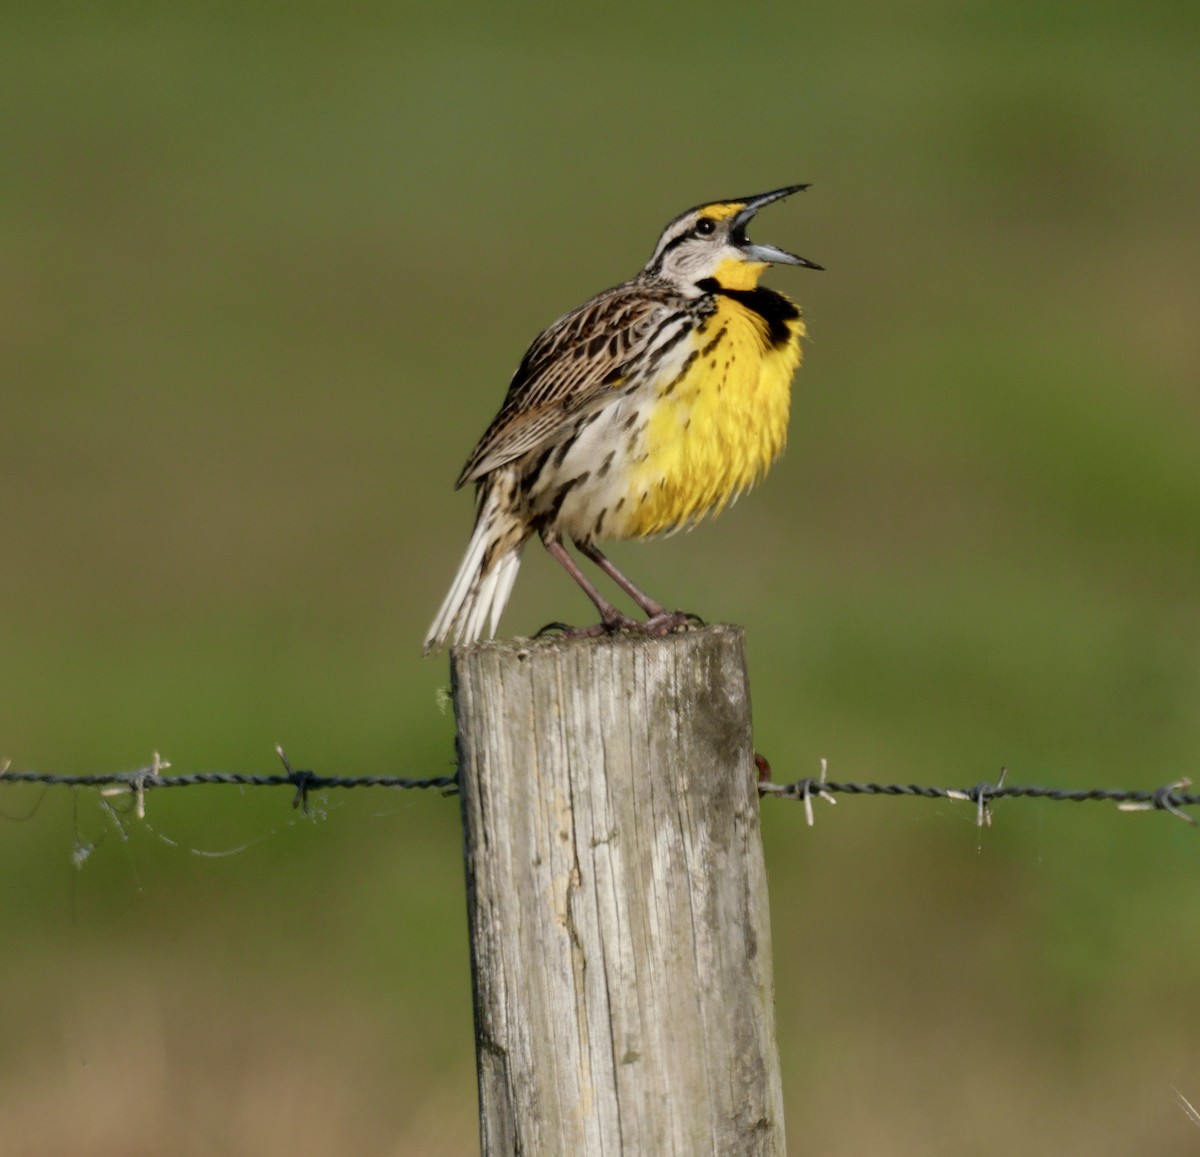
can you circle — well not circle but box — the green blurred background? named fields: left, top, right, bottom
left=3, top=2, right=1199, bottom=1153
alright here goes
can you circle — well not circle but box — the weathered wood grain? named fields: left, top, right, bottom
left=452, top=625, right=785, bottom=1156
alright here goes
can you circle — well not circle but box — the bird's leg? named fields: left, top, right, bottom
left=573, top=539, right=665, bottom=616
left=572, top=539, right=702, bottom=636
left=541, top=536, right=639, bottom=636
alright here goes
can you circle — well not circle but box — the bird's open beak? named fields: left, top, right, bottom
left=731, top=185, right=823, bottom=270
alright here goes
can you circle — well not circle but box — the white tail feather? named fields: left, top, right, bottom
left=423, top=493, right=525, bottom=654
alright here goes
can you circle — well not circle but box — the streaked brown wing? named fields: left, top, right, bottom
left=456, top=284, right=672, bottom=487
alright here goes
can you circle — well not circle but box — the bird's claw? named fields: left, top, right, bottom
left=642, top=610, right=702, bottom=636
left=537, top=610, right=701, bottom=641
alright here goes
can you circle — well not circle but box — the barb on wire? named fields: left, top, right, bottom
left=945, top=766, right=1009, bottom=828
left=275, top=745, right=316, bottom=813
left=99, top=750, right=168, bottom=820
left=761, top=756, right=836, bottom=826
left=1115, top=777, right=1196, bottom=824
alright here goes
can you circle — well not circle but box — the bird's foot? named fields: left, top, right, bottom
left=536, top=611, right=642, bottom=640
left=641, top=610, right=704, bottom=636
left=536, top=610, right=701, bottom=641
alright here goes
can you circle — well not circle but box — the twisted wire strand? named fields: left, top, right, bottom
left=772, top=780, right=1200, bottom=805
left=0, top=770, right=457, bottom=791
left=2, top=756, right=1195, bottom=823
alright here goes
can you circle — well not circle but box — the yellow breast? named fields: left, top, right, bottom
left=625, top=289, right=804, bottom=538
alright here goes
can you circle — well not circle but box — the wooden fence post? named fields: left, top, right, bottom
left=452, top=624, right=786, bottom=1156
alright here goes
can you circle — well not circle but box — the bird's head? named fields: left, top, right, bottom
left=642, top=184, right=822, bottom=292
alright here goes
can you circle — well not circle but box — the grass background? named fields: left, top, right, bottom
left=2, top=2, right=1199, bottom=1153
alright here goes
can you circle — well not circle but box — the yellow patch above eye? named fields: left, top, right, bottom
left=698, top=201, right=745, bottom=223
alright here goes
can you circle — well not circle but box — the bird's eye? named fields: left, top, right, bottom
left=694, top=217, right=716, bottom=236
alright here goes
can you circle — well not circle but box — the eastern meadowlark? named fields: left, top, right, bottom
left=423, top=184, right=820, bottom=654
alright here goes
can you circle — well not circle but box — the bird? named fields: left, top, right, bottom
left=423, top=184, right=821, bottom=654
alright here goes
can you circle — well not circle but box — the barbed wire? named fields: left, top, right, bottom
left=1, top=748, right=1195, bottom=829
left=758, top=757, right=1197, bottom=827
left=0, top=747, right=457, bottom=817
